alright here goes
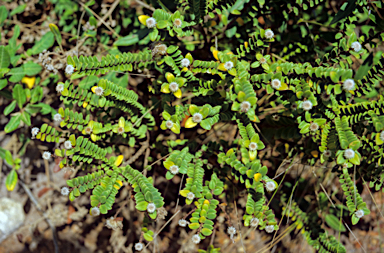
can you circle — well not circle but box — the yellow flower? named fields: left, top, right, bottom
left=22, top=76, right=36, bottom=89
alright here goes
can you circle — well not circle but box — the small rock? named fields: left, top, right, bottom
left=0, top=198, right=25, bottom=243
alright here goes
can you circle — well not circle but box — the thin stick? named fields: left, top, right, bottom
left=97, top=0, right=120, bottom=26
left=174, top=173, right=185, bottom=212
left=20, top=181, right=59, bottom=253
left=144, top=210, right=181, bottom=250
left=234, top=201, right=246, bottom=252
left=135, top=0, right=156, bottom=11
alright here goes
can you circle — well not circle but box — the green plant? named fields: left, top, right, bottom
left=1, top=0, right=384, bottom=251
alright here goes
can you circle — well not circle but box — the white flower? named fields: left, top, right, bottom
left=157, top=44, right=168, bottom=55
left=187, top=192, right=195, bottom=200
left=64, top=140, right=72, bottom=149
left=56, top=83, right=64, bottom=93
left=271, top=79, right=281, bottom=89
left=224, top=61, right=234, bottom=70
left=344, top=149, right=355, bottom=159
left=84, top=126, right=93, bottom=134
left=42, top=151, right=51, bottom=160
left=259, top=57, right=267, bottom=64
left=343, top=79, right=355, bottom=91
left=191, top=234, right=201, bottom=244
left=272, top=114, right=280, bottom=121
left=53, top=113, right=62, bottom=122
left=105, top=217, right=123, bottom=230
left=380, top=131, right=384, bottom=142
left=355, top=209, right=364, bottom=218
left=169, top=165, right=179, bottom=175
left=31, top=127, right=39, bottom=137
left=265, top=181, right=276, bottom=192
left=135, top=242, right=144, bottom=251
left=250, top=218, right=260, bottom=227
left=178, top=219, right=188, bottom=227
left=265, top=29, right=274, bottom=39
left=173, top=18, right=182, bottom=28
left=240, top=101, right=251, bottom=113
left=227, top=226, right=236, bottom=235
left=309, top=122, right=319, bottom=132
left=192, top=113, right=203, bottom=123
left=265, top=225, right=275, bottom=233
left=90, top=207, right=100, bottom=216
left=351, top=41, right=362, bottom=52
left=249, top=142, right=258, bottom=151
left=61, top=187, right=70, bottom=196
left=181, top=58, right=190, bottom=68
left=301, top=100, right=313, bottom=111
left=323, top=150, right=332, bottom=158
left=165, top=120, right=174, bottom=129
left=117, top=127, right=124, bottom=134
left=146, top=17, right=157, bottom=28
left=147, top=202, right=156, bottom=213
left=94, top=86, right=104, bottom=96
left=65, top=64, right=74, bottom=75
left=169, top=82, right=179, bottom=93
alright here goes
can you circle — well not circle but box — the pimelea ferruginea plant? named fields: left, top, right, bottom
left=1, top=0, right=383, bottom=252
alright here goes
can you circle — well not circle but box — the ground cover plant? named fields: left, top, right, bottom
left=0, top=0, right=384, bottom=252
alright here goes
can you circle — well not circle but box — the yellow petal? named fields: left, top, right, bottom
left=22, top=76, right=36, bottom=89
left=244, top=41, right=249, bottom=49
left=91, top=86, right=98, bottom=93
left=212, top=49, right=219, bottom=60
left=114, top=155, right=124, bottom=166
left=277, top=82, right=289, bottom=91
left=376, top=133, right=384, bottom=145
left=218, top=63, right=227, bottom=71
left=185, top=117, right=198, bottom=128
left=82, top=102, right=88, bottom=108
left=91, top=134, right=97, bottom=142
left=138, top=15, right=150, bottom=26
left=254, top=173, right=262, bottom=182
left=311, top=150, right=318, bottom=158
left=173, top=89, right=182, bottom=98
left=165, top=72, right=175, bottom=83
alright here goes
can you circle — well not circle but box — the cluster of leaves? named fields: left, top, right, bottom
left=1, top=0, right=384, bottom=251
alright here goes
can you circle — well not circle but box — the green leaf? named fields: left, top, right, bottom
left=23, top=61, right=42, bottom=76
left=49, top=23, right=62, bottom=48
left=0, top=46, right=10, bottom=68
left=143, top=233, right=153, bottom=241
left=10, top=4, right=26, bottom=17
left=325, top=214, right=346, bottom=232
left=351, top=214, right=360, bottom=225
left=8, top=67, right=25, bottom=83
left=355, top=52, right=373, bottom=80
left=31, top=32, right=55, bottom=55
left=6, top=170, right=18, bottom=191
left=114, top=34, right=139, bottom=46
left=0, top=147, right=13, bottom=165
left=0, top=6, right=8, bottom=26
left=13, top=84, right=26, bottom=108
left=4, top=100, right=16, bottom=115
left=156, top=20, right=168, bottom=29
left=149, top=28, right=158, bottom=42
left=330, top=0, right=357, bottom=24
left=201, top=228, right=213, bottom=236
left=5, top=114, right=21, bottom=133
left=21, top=111, right=31, bottom=126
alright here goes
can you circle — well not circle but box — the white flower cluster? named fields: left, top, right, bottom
left=355, top=209, right=364, bottom=218
left=169, top=165, right=179, bottom=175
left=191, top=234, right=201, bottom=244
left=31, top=127, right=39, bottom=138
left=265, top=29, right=274, bottom=39
left=165, top=120, right=174, bottom=129
left=344, top=148, right=355, bottom=159
left=224, top=61, right=234, bottom=70
left=187, top=192, right=195, bottom=200
left=178, top=219, right=189, bottom=227
left=265, top=225, right=275, bottom=233
left=53, top=113, right=62, bottom=122
left=105, top=217, right=123, bottom=230
left=265, top=181, right=276, bottom=192
left=181, top=58, right=190, bottom=68
left=249, top=142, right=258, bottom=151
left=56, top=83, right=64, bottom=93
left=134, top=242, right=144, bottom=251
left=42, top=151, right=51, bottom=160
left=250, top=218, right=260, bottom=227
left=82, top=21, right=95, bottom=31
left=240, top=101, right=251, bottom=113
left=61, top=187, right=70, bottom=196
left=146, top=17, right=157, bottom=28
left=38, top=50, right=63, bottom=74
left=227, top=226, right=236, bottom=243
left=351, top=41, right=362, bottom=52
left=90, top=207, right=100, bottom=216
left=65, top=65, right=75, bottom=75
left=192, top=113, right=203, bottom=123
left=147, top=203, right=156, bottom=213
